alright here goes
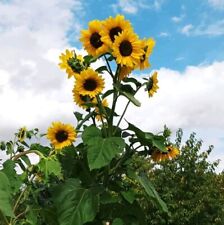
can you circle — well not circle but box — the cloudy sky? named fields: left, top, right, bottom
left=0, top=0, right=224, bottom=170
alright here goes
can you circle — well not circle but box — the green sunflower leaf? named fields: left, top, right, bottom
left=0, top=172, right=14, bottom=217
left=53, top=178, right=99, bottom=225
left=123, top=77, right=141, bottom=89
left=2, top=160, right=22, bottom=193
left=82, top=125, right=101, bottom=143
left=117, top=84, right=141, bottom=107
left=95, top=66, right=108, bottom=74
left=136, top=173, right=169, bottom=214
left=127, top=122, right=167, bottom=152
left=83, top=125, right=125, bottom=170
left=74, top=111, right=83, bottom=122
left=103, top=89, right=114, bottom=98
left=38, top=157, right=62, bottom=179
left=121, top=91, right=141, bottom=107
left=87, top=136, right=125, bottom=170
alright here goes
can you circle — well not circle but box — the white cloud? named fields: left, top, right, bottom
left=181, top=24, right=194, bottom=35
left=111, top=0, right=164, bottom=14
left=208, top=0, right=224, bottom=9
left=180, top=20, right=224, bottom=37
left=0, top=0, right=84, bottom=140
left=171, top=14, right=185, bottom=23
left=194, top=19, right=224, bottom=36
left=175, top=57, right=184, bottom=61
left=158, top=32, right=170, bottom=37
left=120, top=61, right=224, bottom=171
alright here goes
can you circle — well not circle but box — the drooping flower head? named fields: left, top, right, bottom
left=75, top=68, right=105, bottom=98
left=18, top=127, right=27, bottom=142
left=112, top=30, right=144, bottom=68
left=59, top=49, right=83, bottom=78
left=138, top=38, right=155, bottom=70
left=80, top=20, right=108, bottom=56
left=72, top=90, right=95, bottom=109
left=47, top=122, right=77, bottom=150
left=151, top=145, right=179, bottom=162
left=147, top=72, right=159, bottom=97
left=119, top=65, right=133, bottom=80
left=100, top=15, right=133, bottom=48
left=94, top=98, right=109, bottom=121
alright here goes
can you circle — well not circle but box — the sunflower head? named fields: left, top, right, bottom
left=100, top=15, right=133, bottom=48
left=151, top=145, right=180, bottom=162
left=47, top=122, right=77, bottom=150
left=119, top=65, right=133, bottom=80
left=112, top=30, right=144, bottom=68
left=59, top=49, right=83, bottom=78
left=75, top=68, right=105, bottom=98
left=73, top=89, right=96, bottom=109
left=94, top=98, right=109, bottom=121
left=80, top=20, right=108, bottom=56
left=18, top=127, right=27, bottom=142
left=147, top=71, right=159, bottom=97
left=137, top=38, right=155, bottom=70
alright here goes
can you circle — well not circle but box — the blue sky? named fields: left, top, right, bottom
left=0, top=0, right=224, bottom=171
left=70, top=0, right=224, bottom=71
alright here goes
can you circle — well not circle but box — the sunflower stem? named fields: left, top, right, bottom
left=11, top=150, right=45, bottom=161
left=108, top=65, right=120, bottom=136
left=113, top=85, right=142, bottom=135
left=76, top=111, right=95, bottom=131
left=103, top=55, right=114, bottom=79
left=96, top=95, right=108, bottom=137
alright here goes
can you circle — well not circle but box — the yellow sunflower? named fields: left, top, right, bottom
left=100, top=15, right=133, bottom=48
left=94, top=98, right=109, bottom=121
left=119, top=65, right=133, bottom=80
left=112, top=30, right=144, bottom=68
left=72, top=90, right=96, bottom=109
left=80, top=20, right=108, bottom=57
left=47, top=122, right=77, bottom=150
left=59, top=49, right=83, bottom=78
left=75, top=68, right=105, bottom=98
left=151, top=145, right=179, bottom=162
left=18, top=126, right=27, bottom=142
left=147, top=72, right=159, bottom=97
left=137, top=38, right=155, bottom=70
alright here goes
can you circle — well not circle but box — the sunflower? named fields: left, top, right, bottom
left=18, top=127, right=27, bottom=142
left=112, top=30, right=144, bottom=68
left=47, top=122, right=77, bottom=150
left=59, top=49, right=83, bottom=78
left=147, top=72, right=159, bottom=97
left=100, top=15, right=133, bottom=48
left=80, top=20, right=108, bottom=57
left=94, top=98, right=109, bottom=121
left=137, top=38, right=155, bottom=70
left=151, top=145, right=179, bottom=162
left=75, top=68, right=105, bottom=98
left=119, top=65, right=133, bottom=80
left=72, top=90, right=95, bottom=109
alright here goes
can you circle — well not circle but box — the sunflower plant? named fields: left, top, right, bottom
left=0, top=15, right=179, bottom=225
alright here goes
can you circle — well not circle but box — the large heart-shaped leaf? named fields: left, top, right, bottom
left=87, top=136, right=125, bottom=170
left=83, top=126, right=125, bottom=170
left=53, top=179, right=99, bottom=225
left=0, top=172, right=14, bottom=217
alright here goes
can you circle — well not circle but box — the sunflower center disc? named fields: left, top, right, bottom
left=55, top=130, right=68, bottom=143
left=84, top=78, right=97, bottom=91
left=90, top=32, right=103, bottom=49
left=119, top=40, right=133, bottom=56
left=109, top=27, right=122, bottom=42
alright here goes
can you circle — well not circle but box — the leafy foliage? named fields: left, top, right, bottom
left=138, top=129, right=224, bottom=225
